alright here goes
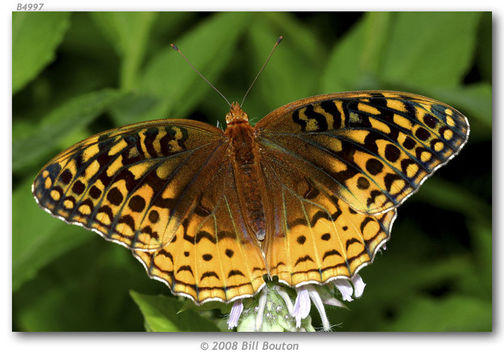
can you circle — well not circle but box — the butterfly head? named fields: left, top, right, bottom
left=226, top=101, right=249, bottom=125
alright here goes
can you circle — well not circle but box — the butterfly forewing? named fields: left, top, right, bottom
left=256, top=91, right=469, bottom=215
left=33, top=119, right=226, bottom=250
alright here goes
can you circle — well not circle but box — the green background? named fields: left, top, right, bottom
left=12, top=12, right=492, bottom=331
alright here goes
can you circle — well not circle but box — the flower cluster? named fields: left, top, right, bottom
left=227, top=274, right=366, bottom=332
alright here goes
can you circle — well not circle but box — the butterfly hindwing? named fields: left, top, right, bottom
left=256, top=91, right=469, bottom=215
left=133, top=161, right=267, bottom=304
left=32, top=119, right=226, bottom=250
left=261, top=150, right=396, bottom=287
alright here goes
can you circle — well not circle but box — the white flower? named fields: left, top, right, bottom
left=351, top=274, right=366, bottom=298
left=227, top=284, right=314, bottom=332
left=307, top=286, right=330, bottom=331
left=290, top=285, right=347, bottom=331
left=255, top=287, right=268, bottom=331
left=292, top=287, right=311, bottom=328
left=332, top=273, right=367, bottom=301
left=226, top=274, right=367, bottom=332
left=275, top=285, right=294, bottom=314
left=333, top=279, right=354, bottom=301
left=227, top=300, right=243, bottom=329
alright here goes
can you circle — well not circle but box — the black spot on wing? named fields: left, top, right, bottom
left=322, top=249, right=342, bottom=261
left=201, top=271, right=220, bottom=280
left=295, top=255, right=314, bottom=266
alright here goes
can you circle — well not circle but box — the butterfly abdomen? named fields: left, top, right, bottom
left=225, top=117, right=268, bottom=244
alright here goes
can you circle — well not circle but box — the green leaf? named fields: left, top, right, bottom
left=262, top=12, right=325, bottom=67
left=385, top=295, right=491, bottom=331
left=179, top=296, right=231, bottom=315
left=130, top=290, right=220, bottom=332
left=368, top=252, right=474, bottom=304
left=12, top=179, right=90, bottom=291
left=13, top=12, right=71, bottom=93
left=381, top=12, right=481, bottom=88
left=91, top=12, right=157, bottom=90
left=359, top=12, right=392, bottom=77
left=108, top=92, right=161, bottom=127
left=13, top=89, right=123, bottom=172
left=475, top=12, right=492, bottom=83
left=468, top=221, right=492, bottom=297
left=322, top=13, right=391, bottom=92
left=247, top=17, right=322, bottom=115
left=137, top=12, right=252, bottom=120
left=416, top=178, right=491, bottom=225
left=14, top=241, right=151, bottom=331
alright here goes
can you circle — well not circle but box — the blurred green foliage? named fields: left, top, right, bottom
left=12, top=11, right=491, bottom=332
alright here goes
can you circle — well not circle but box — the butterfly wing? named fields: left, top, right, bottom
left=32, top=119, right=227, bottom=251
left=256, top=91, right=469, bottom=215
left=261, top=154, right=396, bottom=286
left=256, top=91, right=468, bottom=286
left=133, top=160, right=267, bottom=304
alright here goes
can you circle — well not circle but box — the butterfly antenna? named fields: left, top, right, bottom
left=240, top=36, right=283, bottom=107
left=170, top=43, right=231, bottom=107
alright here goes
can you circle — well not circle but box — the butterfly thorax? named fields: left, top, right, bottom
left=225, top=103, right=268, bottom=244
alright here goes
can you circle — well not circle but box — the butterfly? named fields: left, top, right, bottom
left=32, top=90, right=469, bottom=305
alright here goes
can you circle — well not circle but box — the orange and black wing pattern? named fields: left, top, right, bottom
left=133, top=160, right=267, bottom=304
left=33, top=118, right=268, bottom=304
left=32, top=119, right=227, bottom=251
left=256, top=91, right=469, bottom=286
left=33, top=90, right=469, bottom=304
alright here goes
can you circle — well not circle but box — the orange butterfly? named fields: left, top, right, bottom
left=32, top=89, right=469, bottom=304
left=32, top=37, right=469, bottom=305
